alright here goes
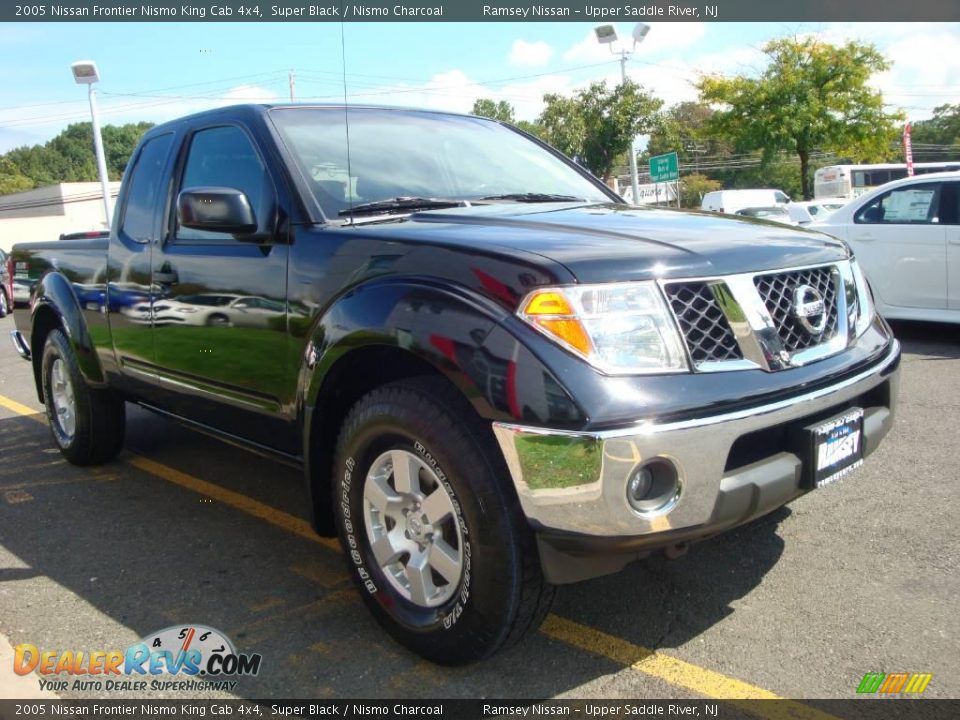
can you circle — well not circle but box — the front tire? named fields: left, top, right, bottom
left=0, top=289, right=9, bottom=317
left=333, top=378, right=554, bottom=665
left=41, top=329, right=126, bottom=466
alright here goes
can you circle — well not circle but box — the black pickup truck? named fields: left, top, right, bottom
left=9, top=104, right=900, bottom=664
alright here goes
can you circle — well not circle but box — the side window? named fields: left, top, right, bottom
left=176, top=126, right=272, bottom=242
left=774, top=191, right=790, bottom=204
left=855, top=183, right=941, bottom=225
left=121, top=134, right=174, bottom=243
left=941, top=183, right=959, bottom=225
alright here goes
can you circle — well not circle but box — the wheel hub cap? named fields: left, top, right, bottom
left=50, top=358, right=76, bottom=439
left=362, top=449, right=464, bottom=608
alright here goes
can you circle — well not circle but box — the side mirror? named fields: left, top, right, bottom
left=177, top=187, right=257, bottom=234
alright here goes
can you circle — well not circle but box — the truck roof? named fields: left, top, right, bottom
left=146, top=102, right=489, bottom=136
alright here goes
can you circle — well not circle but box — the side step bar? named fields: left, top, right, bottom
left=9, top=330, right=30, bottom=360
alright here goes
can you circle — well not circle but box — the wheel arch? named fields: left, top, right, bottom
left=29, top=273, right=106, bottom=402
left=297, top=278, right=585, bottom=535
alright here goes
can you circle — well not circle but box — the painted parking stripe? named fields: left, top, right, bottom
left=540, top=615, right=838, bottom=719
left=0, top=393, right=837, bottom=715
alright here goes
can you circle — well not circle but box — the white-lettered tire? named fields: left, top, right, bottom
left=41, top=328, right=126, bottom=466
left=332, top=378, right=555, bottom=665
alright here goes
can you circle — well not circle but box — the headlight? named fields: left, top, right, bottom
left=850, top=259, right=875, bottom=337
left=518, top=282, right=688, bottom=374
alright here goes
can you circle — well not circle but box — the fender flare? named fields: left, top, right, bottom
left=31, top=272, right=106, bottom=389
left=297, top=279, right=585, bottom=534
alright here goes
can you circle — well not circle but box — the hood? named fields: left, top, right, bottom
left=386, top=202, right=850, bottom=283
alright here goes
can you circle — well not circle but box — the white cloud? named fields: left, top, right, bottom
left=563, top=23, right=707, bottom=64
left=509, top=39, right=554, bottom=67
left=809, top=23, right=960, bottom=121
left=0, top=84, right=282, bottom=149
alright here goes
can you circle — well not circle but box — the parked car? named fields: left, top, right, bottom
left=701, top=188, right=791, bottom=214
left=814, top=171, right=960, bottom=323
left=788, top=199, right=847, bottom=226
left=10, top=104, right=900, bottom=664
left=0, top=249, right=10, bottom=317
left=734, top=205, right=797, bottom=225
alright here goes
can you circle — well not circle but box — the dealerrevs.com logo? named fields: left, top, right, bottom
left=14, top=625, right=262, bottom=693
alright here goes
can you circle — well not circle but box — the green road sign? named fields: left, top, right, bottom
left=649, top=152, right=679, bottom=182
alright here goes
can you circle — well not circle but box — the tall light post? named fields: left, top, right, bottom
left=71, top=60, right=112, bottom=227
left=594, top=22, right=650, bottom=205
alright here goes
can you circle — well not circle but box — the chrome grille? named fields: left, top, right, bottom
left=663, top=282, right=743, bottom=364
left=754, top=267, right=839, bottom=352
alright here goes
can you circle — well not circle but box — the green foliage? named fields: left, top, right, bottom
left=679, top=173, right=722, bottom=208
left=698, top=37, right=903, bottom=198
left=471, top=99, right=516, bottom=124
left=538, top=80, right=662, bottom=180
left=647, top=102, right=731, bottom=166
left=1, top=121, right=154, bottom=195
left=0, top=157, right=33, bottom=195
left=911, top=104, right=960, bottom=160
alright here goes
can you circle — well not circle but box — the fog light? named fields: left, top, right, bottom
left=625, top=460, right=680, bottom=516
left=627, top=468, right=653, bottom=505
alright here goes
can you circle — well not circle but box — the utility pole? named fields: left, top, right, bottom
left=289, top=69, right=296, bottom=103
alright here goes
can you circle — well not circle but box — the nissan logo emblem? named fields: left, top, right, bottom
left=793, top=285, right=827, bottom=336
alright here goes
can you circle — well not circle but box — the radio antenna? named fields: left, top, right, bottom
left=340, top=15, right=355, bottom=222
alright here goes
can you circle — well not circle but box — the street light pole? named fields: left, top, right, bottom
left=86, top=84, right=112, bottom=226
left=619, top=50, right=641, bottom=206
left=71, top=61, right=112, bottom=227
left=594, top=23, right=649, bottom=205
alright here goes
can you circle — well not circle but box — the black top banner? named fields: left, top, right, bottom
left=5, top=0, right=960, bottom=22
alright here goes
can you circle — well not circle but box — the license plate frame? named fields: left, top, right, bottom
left=794, top=407, right=865, bottom=489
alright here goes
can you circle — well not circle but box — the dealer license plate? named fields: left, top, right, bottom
left=800, top=408, right=864, bottom=488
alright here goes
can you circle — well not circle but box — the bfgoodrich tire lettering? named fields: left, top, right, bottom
left=333, top=378, right=555, bottom=665
left=41, top=328, right=126, bottom=466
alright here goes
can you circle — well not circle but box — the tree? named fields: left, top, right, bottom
left=698, top=37, right=903, bottom=198
left=1, top=121, right=154, bottom=195
left=538, top=80, right=662, bottom=180
left=0, top=157, right=33, bottom=195
left=471, top=99, right=516, bottom=124
left=647, top=102, right=730, bottom=167
left=679, top=173, right=721, bottom=208
left=911, top=104, right=960, bottom=161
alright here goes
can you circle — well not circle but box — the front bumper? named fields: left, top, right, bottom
left=493, top=340, right=900, bottom=582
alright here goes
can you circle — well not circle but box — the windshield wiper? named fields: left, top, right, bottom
left=480, top=192, right=585, bottom=203
left=338, top=197, right=466, bottom=217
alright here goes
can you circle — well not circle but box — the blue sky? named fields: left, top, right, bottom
left=1, top=21, right=957, bottom=152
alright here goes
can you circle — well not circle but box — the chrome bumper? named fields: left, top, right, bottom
left=9, top=330, right=30, bottom=360
left=493, top=341, right=900, bottom=539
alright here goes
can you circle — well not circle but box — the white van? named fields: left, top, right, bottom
left=701, top=189, right=791, bottom=214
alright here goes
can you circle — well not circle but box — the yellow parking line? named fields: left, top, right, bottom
left=125, top=454, right=340, bottom=552
left=540, top=616, right=838, bottom=719
left=0, top=395, right=45, bottom=420
left=0, top=392, right=834, bottom=713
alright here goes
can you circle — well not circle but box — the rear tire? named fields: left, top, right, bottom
left=41, top=329, right=125, bottom=466
left=332, top=378, right=555, bottom=665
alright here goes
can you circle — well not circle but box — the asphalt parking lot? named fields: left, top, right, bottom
left=1, top=313, right=958, bottom=707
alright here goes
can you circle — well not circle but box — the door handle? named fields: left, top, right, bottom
left=852, top=233, right=875, bottom=242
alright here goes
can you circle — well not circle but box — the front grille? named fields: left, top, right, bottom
left=754, top=266, right=839, bottom=352
left=663, top=282, right=743, bottom=364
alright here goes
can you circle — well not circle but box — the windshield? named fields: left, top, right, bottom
left=270, top=107, right=611, bottom=218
